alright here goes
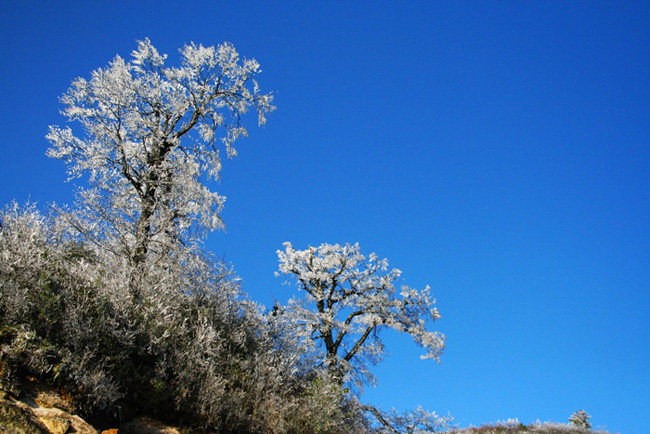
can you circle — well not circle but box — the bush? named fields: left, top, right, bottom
left=0, top=202, right=370, bottom=433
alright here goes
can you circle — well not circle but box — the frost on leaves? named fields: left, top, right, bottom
left=46, top=38, right=274, bottom=266
left=274, top=242, right=445, bottom=388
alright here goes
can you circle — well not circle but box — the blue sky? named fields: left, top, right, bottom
left=1, top=2, right=648, bottom=432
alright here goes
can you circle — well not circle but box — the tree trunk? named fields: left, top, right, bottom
left=129, top=181, right=157, bottom=302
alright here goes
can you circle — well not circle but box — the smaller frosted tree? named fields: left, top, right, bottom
left=570, top=410, right=592, bottom=430
left=274, top=242, right=445, bottom=387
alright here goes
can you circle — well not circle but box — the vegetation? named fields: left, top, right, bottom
left=569, top=411, right=592, bottom=430
left=0, top=39, right=615, bottom=434
left=274, top=242, right=445, bottom=389
left=0, top=202, right=372, bottom=433
left=448, top=417, right=611, bottom=434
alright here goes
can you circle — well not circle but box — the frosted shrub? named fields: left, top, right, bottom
left=366, top=405, right=453, bottom=433
left=569, top=410, right=592, bottom=430
left=0, top=203, right=369, bottom=432
left=0, top=203, right=130, bottom=417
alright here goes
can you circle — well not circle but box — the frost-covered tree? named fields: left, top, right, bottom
left=570, top=410, right=592, bottom=429
left=47, top=38, right=274, bottom=267
left=275, top=242, right=445, bottom=387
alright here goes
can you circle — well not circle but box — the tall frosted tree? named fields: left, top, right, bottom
left=274, top=242, right=445, bottom=387
left=47, top=39, right=274, bottom=267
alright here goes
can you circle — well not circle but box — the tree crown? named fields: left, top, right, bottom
left=275, top=242, right=445, bottom=387
left=47, top=39, right=274, bottom=262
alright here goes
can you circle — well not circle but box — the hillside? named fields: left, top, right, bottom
left=1, top=380, right=617, bottom=434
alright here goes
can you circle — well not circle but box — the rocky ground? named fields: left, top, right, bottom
left=0, top=380, right=186, bottom=434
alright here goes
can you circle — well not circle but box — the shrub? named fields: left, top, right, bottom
left=0, top=202, right=370, bottom=433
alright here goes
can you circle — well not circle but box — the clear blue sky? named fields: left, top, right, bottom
left=1, top=2, right=648, bottom=433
